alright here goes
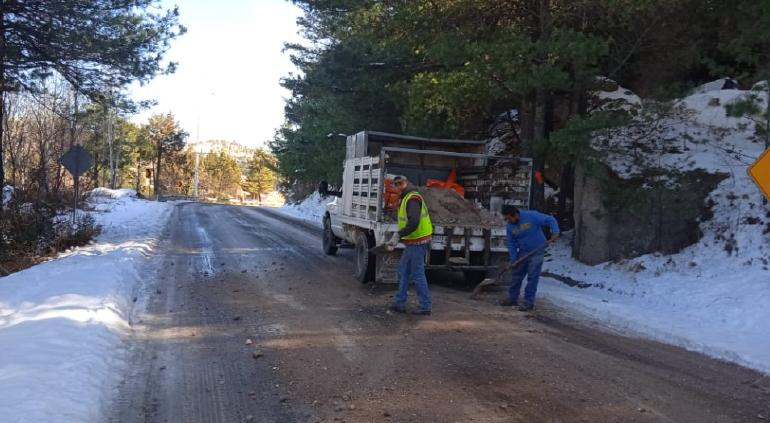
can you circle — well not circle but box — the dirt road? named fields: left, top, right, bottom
left=109, top=203, right=770, bottom=423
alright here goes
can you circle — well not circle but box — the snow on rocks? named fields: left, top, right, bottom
left=693, top=77, right=740, bottom=94
left=486, top=109, right=521, bottom=155
left=0, top=189, right=174, bottom=422
left=752, top=80, right=769, bottom=92
left=541, top=81, right=770, bottom=375
left=591, top=82, right=764, bottom=180
left=589, top=76, right=643, bottom=115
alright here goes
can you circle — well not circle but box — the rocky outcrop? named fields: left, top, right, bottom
left=573, top=166, right=727, bottom=265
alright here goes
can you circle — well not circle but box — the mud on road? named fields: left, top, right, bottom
left=109, top=203, right=770, bottom=423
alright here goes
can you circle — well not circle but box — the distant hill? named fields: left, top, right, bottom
left=188, top=140, right=257, bottom=172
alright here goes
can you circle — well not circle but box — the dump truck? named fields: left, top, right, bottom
left=319, top=131, right=532, bottom=284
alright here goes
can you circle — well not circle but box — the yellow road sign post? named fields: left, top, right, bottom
left=749, top=148, right=770, bottom=201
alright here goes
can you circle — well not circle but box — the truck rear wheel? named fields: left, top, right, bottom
left=354, top=231, right=375, bottom=283
left=322, top=215, right=338, bottom=255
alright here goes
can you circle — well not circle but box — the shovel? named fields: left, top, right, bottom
left=369, top=243, right=395, bottom=255
left=469, top=242, right=548, bottom=299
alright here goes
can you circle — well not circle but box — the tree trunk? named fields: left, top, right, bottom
left=108, top=107, right=116, bottom=189
left=135, top=157, right=141, bottom=194
left=0, top=4, right=6, bottom=207
left=529, top=0, right=552, bottom=212
left=154, top=140, right=162, bottom=199
left=114, top=142, right=121, bottom=189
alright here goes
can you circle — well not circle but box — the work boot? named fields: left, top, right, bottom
left=498, top=298, right=518, bottom=307
left=389, top=304, right=406, bottom=314
left=411, top=309, right=431, bottom=316
left=517, top=303, right=534, bottom=312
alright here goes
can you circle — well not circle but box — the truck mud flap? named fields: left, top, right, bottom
left=375, top=250, right=401, bottom=284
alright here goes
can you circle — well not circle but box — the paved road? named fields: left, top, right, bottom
left=109, top=202, right=770, bottom=423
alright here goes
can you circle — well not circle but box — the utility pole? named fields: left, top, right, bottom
left=194, top=150, right=200, bottom=198
left=193, top=106, right=201, bottom=198
left=193, top=91, right=214, bottom=199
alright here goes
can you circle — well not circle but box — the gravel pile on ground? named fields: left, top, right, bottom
left=419, top=186, right=505, bottom=228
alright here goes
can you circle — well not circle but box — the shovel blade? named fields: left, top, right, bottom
left=470, top=277, right=496, bottom=298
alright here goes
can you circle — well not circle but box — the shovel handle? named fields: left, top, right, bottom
left=470, top=242, right=549, bottom=299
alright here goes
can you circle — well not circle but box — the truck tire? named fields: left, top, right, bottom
left=322, top=215, right=338, bottom=255
left=354, top=231, right=375, bottom=283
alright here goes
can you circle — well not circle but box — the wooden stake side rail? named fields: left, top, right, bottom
left=349, top=156, right=381, bottom=221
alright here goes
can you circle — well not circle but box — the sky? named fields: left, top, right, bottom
left=129, top=0, right=304, bottom=148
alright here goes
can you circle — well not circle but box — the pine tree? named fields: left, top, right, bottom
left=243, top=149, right=278, bottom=203
left=139, top=113, right=187, bottom=198
left=201, top=151, right=241, bottom=201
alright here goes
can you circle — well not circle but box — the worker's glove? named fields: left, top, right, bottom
left=548, top=235, right=560, bottom=244
left=386, top=232, right=400, bottom=247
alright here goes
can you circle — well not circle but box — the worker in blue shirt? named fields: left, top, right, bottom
left=499, top=205, right=560, bottom=311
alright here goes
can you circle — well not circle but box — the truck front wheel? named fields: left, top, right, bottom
left=354, top=231, right=375, bottom=283
left=322, top=215, right=338, bottom=255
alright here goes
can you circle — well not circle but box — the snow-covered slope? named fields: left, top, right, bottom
left=540, top=82, right=770, bottom=374
left=0, top=189, right=174, bottom=422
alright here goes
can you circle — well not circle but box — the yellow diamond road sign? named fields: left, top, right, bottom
left=749, top=148, right=770, bottom=201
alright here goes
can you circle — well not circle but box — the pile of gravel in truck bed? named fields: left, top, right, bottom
left=418, top=186, right=505, bottom=228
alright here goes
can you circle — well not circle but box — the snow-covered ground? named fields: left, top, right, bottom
left=0, top=189, right=174, bottom=423
left=277, top=191, right=329, bottom=228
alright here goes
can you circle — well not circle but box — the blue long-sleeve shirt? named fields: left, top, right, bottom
left=506, top=210, right=560, bottom=262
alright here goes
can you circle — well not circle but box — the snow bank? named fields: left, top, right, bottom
left=541, top=230, right=770, bottom=374
left=277, top=191, right=331, bottom=227
left=0, top=191, right=174, bottom=422
left=541, top=82, right=770, bottom=375
left=88, top=187, right=138, bottom=200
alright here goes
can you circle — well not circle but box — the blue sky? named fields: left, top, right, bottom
left=129, top=0, right=303, bottom=148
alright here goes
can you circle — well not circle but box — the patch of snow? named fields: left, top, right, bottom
left=276, top=191, right=331, bottom=228
left=693, top=78, right=739, bottom=94
left=752, top=80, right=769, bottom=92
left=677, top=89, right=755, bottom=129
left=590, top=77, right=642, bottom=114
left=544, top=185, right=558, bottom=200
left=0, top=190, right=175, bottom=422
left=2, top=185, right=13, bottom=207
left=487, top=137, right=507, bottom=155
left=486, top=109, right=520, bottom=153
left=88, top=187, right=137, bottom=200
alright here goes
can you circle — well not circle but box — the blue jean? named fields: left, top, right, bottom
left=394, top=243, right=432, bottom=311
left=508, top=252, right=545, bottom=305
